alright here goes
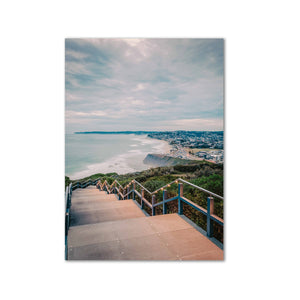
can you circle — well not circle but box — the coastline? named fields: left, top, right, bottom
left=66, top=134, right=172, bottom=180
left=145, top=135, right=172, bottom=155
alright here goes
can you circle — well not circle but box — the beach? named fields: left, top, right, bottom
left=65, top=134, right=171, bottom=180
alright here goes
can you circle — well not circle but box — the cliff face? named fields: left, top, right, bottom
left=143, top=154, right=192, bottom=167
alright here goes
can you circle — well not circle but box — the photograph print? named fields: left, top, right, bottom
left=65, top=38, right=224, bottom=261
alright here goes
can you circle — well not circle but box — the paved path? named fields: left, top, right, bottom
left=67, top=186, right=223, bottom=260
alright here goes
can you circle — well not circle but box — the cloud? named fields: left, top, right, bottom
left=66, top=110, right=107, bottom=118
left=122, top=38, right=144, bottom=47
left=65, top=39, right=224, bottom=132
left=158, top=118, right=223, bottom=131
left=133, top=83, right=146, bottom=91
left=65, top=49, right=88, bottom=60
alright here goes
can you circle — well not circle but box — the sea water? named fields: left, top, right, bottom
left=65, top=134, right=170, bottom=180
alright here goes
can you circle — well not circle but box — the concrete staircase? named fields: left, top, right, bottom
left=67, top=185, right=223, bottom=260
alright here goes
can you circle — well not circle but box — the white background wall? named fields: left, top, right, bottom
left=0, top=1, right=299, bottom=299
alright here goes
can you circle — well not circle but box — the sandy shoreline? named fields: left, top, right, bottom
left=145, top=136, right=172, bottom=155
left=67, top=134, right=173, bottom=180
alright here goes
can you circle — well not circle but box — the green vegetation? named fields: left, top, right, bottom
left=65, top=172, right=118, bottom=188
left=65, top=160, right=223, bottom=242
left=65, top=176, right=71, bottom=188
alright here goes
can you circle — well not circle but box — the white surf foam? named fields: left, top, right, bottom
left=67, top=134, right=171, bottom=180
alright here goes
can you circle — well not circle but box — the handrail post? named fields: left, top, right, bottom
left=68, top=184, right=72, bottom=209
left=65, top=186, right=69, bottom=210
left=132, top=182, right=136, bottom=201
left=141, top=189, right=145, bottom=209
left=127, top=186, right=129, bottom=199
left=178, top=183, right=183, bottom=215
left=65, top=209, right=70, bottom=232
left=152, top=195, right=156, bottom=216
left=207, top=196, right=214, bottom=237
left=163, top=189, right=167, bottom=214
left=67, top=189, right=71, bottom=209
left=65, top=205, right=70, bottom=259
left=120, top=187, right=123, bottom=200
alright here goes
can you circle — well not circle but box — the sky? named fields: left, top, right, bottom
left=65, top=38, right=224, bottom=133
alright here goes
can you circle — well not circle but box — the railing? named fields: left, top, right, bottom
left=95, top=178, right=224, bottom=241
left=64, top=178, right=100, bottom=259
left=64, top=176, right=224, bottom=258
left=71, top=177, right=102, bottom=190
left=65, top=183, right=71, bottom=260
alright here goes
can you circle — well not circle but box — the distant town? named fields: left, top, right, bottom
left=75, top=130, right=224, bottom=164
left=148, top=131, right=224, bottom=164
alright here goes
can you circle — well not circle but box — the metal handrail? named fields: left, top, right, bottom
left=177, top=178, right=223, bottom=200
left=133, top=180, right=152, bottom=194
left=151, top=179, right=178, bottom=194
left=112, top=179, right=123, bottom=188
left=66, top=176, right=224, bottom=242
left=72, top=177, right=102, bottom=187
left=65, top=182, right=72, bottom=260
left=123, top=189, right=134, bottom=198
left=114, top=178, right=223, bottom=200
left=68, top=176, right=223, bottom=207
left=99, top=176, right=223, bottom=210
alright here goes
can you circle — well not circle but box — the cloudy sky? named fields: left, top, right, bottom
left=65, top=38, right=223, bottom=133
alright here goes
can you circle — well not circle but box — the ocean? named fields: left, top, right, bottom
left=65, top=134, right=170, bottom=180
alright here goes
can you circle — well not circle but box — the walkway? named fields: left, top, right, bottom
left=67, top=186, right=223, bottom=260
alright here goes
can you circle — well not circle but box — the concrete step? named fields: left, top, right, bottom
left=71, top=195, right=118, bottom=203
left=70, top=199, right=137, bottom=213
left=71, top=189, right=105, bottom=195
left=67, top=187, right=223, bottom=261
left=73, top=185, right=98, bottom=190
left=70, top=200, right=145, bottom=226
left=68, top=214, right=223, bottom=260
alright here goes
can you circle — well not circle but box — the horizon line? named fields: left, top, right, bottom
left=73, top=130, right=224, bottom=134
